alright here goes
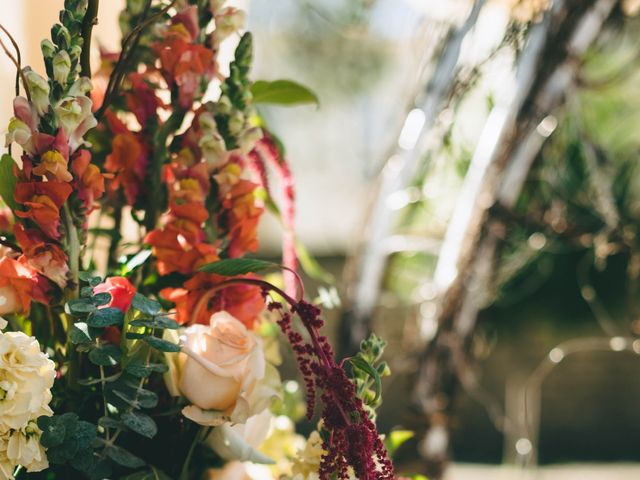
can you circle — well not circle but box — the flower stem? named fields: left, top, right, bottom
left=80, top=0, right=99, bottom=78
left=179, top=426, right=204, bottom=480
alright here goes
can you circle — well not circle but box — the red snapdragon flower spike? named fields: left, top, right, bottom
left=93, top=276, right=137, bottom=313
left=103, top=111, right=149, bottom=205
left=14, top=181, right=73, bottom=239
left=218, top=178, right=264, bottom=258
left=72, top=149, right=107, bottom=214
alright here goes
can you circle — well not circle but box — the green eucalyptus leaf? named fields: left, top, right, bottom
left=38, top=416, right=66, bottom=448
left=87, top=307, right=124, bottom=328
left=125, top=362, right=168, bottom=378
left=132, top=293, right=162, bottom=315
left=0, top=155, right=17, bottom=212
left=142, top=336, right=180, bottom=353
left=105, top=445, right=145, bottom=468
left=251, top=79, right=319, bottom=106
left=129, top=316, right=179, bottom=330
left=88, top=344, right=122, bottom=366
left=70, top=322, right=95, bottom=344
left=67, top=299, right=97, bottom=314
left=121, top=412, right=157, bottom=439
left=198, top=257, right=275, bottom=276
left=91, top=292, right=112, bottom=306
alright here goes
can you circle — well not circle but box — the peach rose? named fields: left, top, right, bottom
left=165, top=311, right=280, bottom=426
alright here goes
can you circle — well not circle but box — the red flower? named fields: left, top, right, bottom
left=14, top=224, right=69, bottom=288
left=14, top=181, right=72, bottom=239
left=104, top=111, right=148, bottom=205
left=161, top=272, right=264, bottom=328
left=93, top=276, right=137, bottom=313
left=0, top=256, right=49, bottom=314
left=72, top=149, right=107, bottom=214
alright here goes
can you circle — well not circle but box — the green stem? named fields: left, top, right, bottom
left=179, top=427, right=204, bottom=480
left=80, top=0, right=99, bottom=78
left=144, top=110, right=186, bottom=234
left=63, top=203, right=80, bottom=298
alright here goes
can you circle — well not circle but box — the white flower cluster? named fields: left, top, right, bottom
left=0, top=318, right=55, bottom=479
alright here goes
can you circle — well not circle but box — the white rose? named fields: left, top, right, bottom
left=165, top=312, right=280, bottom=426
left=0, top=330, right=55, bottom=430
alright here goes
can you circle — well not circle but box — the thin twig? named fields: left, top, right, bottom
left=0, top=24, right=30, bottom=101
left=95, top=0, right=177, bottom=120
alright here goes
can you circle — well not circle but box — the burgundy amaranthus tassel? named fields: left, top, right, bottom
left=269, top=297, right=395, bottom=480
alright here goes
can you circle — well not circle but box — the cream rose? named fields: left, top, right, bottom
left=0, top=324, right=55, bottom=430
left=165, top=311, right=279, bottom=426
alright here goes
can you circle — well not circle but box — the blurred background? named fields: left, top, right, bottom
left=3, top=0, right=640, bottom=478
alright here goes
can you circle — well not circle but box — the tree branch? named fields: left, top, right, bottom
left=80, top=0, right=100, bottom=78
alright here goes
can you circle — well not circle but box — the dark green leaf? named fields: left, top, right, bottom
left=89, top=344, right=122, bottom=366
left=125, top=362, right=168, bottom=378
left=70, top=322, right=95, bottom=344
left=143, top=336, right=180, bottom=353
left=79, top=271, right=102, bottom=286
left=132, top=293, right=161, bottom=315
left=198, top=258, right=276, bottom=276
left=0, top=155, right=17, bottom=212
left=126, top=332, right=148, bottom=340
left=87, top=307, right=124, bottom=328
left=130, top=316, right=179, bottom=330
left=348, top=356, right=382, bottom=403
left=136, top=388, right=159, bottom=409
left=251, top=79, right=319, bottom=106
left=74, top=421, right=98, bottom=445
left=121, top=412, right=157, bottom=439
left=105, top=445, right=145, bottom=468
left=91, top=292, right=112, bottom=306
left=69, top=447, right=95, bottom=472
left=67, top=299, right=97, bottom=314
left=98, top=416, right=123, bottom=430
left=38, top=416, right=66, bottom=448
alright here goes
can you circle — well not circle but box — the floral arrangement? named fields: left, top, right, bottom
left=0, top=1, right=402, bottom=479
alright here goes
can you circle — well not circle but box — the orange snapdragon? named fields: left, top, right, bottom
left=0, top=256, right=49, bottom=315
left=14, top=181, right=72, bottom=240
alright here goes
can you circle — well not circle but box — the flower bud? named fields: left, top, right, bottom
left=40, top=39, right=56, bottom=59
left=23, top=69, right=50, bottom=116
left=53, top=50, right=71, bottom=85
left=228, top=110, right=245, bottom=136
left=238, top=127, right=263, bottom=154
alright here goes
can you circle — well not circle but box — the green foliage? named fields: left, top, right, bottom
left=198, top=257, right=276, bottom=276
left=38, top=413, right=101, bottom=478
left=0, top=155, right=17, bottom=212
left=251, top=79, right=319, bottom=106
left=347, top=333, right=390, bottom=416
left=59, top=274, right=185, bottom=478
